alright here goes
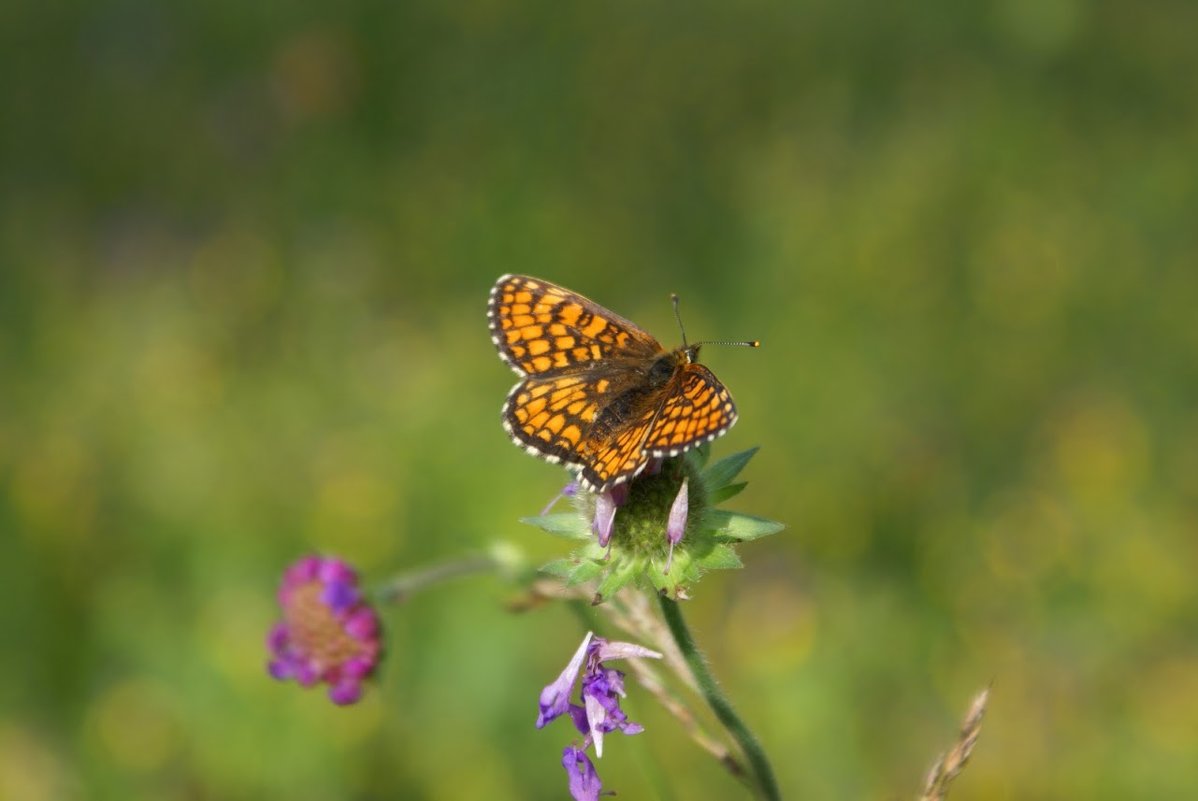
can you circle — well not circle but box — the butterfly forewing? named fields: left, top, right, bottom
left=645, top=364, right=737, bottom=458
left=488, top=274, right=661, bottom=376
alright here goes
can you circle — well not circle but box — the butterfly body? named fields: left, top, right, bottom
left=488, top=274, right=740, bottom=493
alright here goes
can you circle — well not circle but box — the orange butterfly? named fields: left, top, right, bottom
left=488, top=274, right=756, bottom=493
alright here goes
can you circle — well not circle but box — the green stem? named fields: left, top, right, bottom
left=659, top=595, right=781, bottom=801
left=375, top=553, right=501, bottom=604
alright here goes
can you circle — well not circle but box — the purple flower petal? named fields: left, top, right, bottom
left=542, top=481, right=580, bottom=515
left=592, top=493, right=618, bottom=548
left=328, top=677, right=363, bottom=706
left=584, top=692, right=608, bottom=757
left=322, top=579, right=359, bottom=613
left=562, top=746, right=603, bottom=801
left=537, top=631, right=593, bottom=728
left=594, top=641, right=663, bottom=662
left=665, top=478, right=689, bottom=573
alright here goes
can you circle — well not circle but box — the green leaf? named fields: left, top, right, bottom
left=594, top=558, right=638, bottom=601
left=695, top=543, right=743, bottom=570
left=700, top=447, right=758, bottom=491
left=703, top=509, right=784, bottom=541
left=539, top=558, right=574, bottom=578
left=684, top=442, right=711, bottom=471
left=707, top=481, right=747, bottom=505
left=519, top=513, right=591, bottom=540
left=566, top=558, right=605, bottom=585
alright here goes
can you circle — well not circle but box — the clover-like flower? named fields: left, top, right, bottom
left=266, top=555, right=382, bottom=705
left=526, top=445, right=783, bottom=601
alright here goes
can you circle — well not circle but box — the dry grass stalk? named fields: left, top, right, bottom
left=918, top=687, right=990, bottom=801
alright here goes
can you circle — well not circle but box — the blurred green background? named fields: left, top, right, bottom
left=2, top=0, right=1197, bottom=799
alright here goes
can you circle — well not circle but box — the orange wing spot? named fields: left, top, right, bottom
left=537, top=429, right=552, bottom=442
left=595, top=379, right=610, bottom=393
left=524, top=396, right=547, bottom=417
left=529, top=410, right=551, bottom=428
left=510, top=303, right=531, bottom=315
left=552, top=351, right=570, bottom=368
left=530, top=383, right=553, bottom=398
left=555, top=336, right=575, bottom=349
left=528, top=338, right=551, bottom=356
left=514, top=291, right=533, bottom=305
left=560, top=304, right=582, bottom=326
left=505, top=329, right=523, bottom=345
left=511, top=344, right=527, bottom=358
left=581, top=316, right=607, bottom=338
left=566, top=400, right=586, bottom=415
left=546, top=414, right=565, bottom=434
left=561, top=425, right=582, bottom=444
left=512, top=314, right=535, bottom=328
left=521, top=325, right=544, bottom=341
left=531, top=356, right=552, bottom=372
left=590, top=345, right=602, bottom=360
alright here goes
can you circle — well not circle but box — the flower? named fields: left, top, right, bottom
left=532, top=445, right=784, bottom=601
left=539, top=633, right=660, bottom=800
left=591, top=483, right=628, bottom=549
left=542, top=480, right=579, bottom=515
left=266, top=555, right=382, bottom=705
left=664, top=477, right=688, bottom=573
left=537, top=631, right=661, bottom=756
left=562, top=746, right=604, bottom=801
left=538, top=631, right=593, bottom=728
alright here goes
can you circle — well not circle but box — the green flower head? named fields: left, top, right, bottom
left=525, top=445, right=783, bottom=601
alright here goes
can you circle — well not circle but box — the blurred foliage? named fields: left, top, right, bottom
left=2, top=0, right=1197, bottom=799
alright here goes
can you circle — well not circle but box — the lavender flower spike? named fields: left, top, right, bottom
left=562, top=746, right=604, bottom=801
left=267, top=555, right=383, bottom=705
left=580, top=637, right=662, bottom=757
left=537, top=633, right=663, bottom=752
left=664, top=477, right=689, bottom=573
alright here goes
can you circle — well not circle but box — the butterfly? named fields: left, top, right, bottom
left=487, top=274, right=756, bottom=493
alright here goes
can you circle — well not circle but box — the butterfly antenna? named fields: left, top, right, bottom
left=672, top=292, right=760, bottom=350
left=670, top=292, right=688, bottom=349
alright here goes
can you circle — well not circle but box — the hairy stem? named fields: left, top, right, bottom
left=375, top=553, right=500, bottom=604
left=659, top=595, right=781, bottom=801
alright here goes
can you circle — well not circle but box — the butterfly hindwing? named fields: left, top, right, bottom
left=502, top=367, right=645, bottom=467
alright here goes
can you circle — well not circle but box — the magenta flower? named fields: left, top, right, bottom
left=266, top=555, right=382, bottom=705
